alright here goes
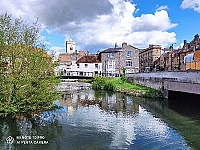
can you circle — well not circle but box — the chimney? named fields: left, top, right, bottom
left=184, top=40, right=187, bottom=44
left=87, top=49, right=89, bottom=55
left=193, top=42, right=196, bottom=52
left=170, top=45, right=173, bottom=52
left=97, top=50, right=99, bottom=55
left=115, top=42, right=118, bottom=48
left=183, top=40, right=187, bottom=47
left=195, top=34, right=199, bottom=41
left=149, top=45, right=153, bottom=48
left=122, top=42, right=127, bottom=48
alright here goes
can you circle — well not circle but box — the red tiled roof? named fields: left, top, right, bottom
left=76, top=55, right=100, bottom=64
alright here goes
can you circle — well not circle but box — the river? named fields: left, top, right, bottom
left=1, top=82, right=200, bottom=149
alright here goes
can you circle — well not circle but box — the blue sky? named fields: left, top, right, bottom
left=0, top=0, right=200, bottom=56
left=134, top=0, right=200, bottom=46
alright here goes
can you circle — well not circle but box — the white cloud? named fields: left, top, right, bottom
left=176, top=42, right=184, bottom=49
left=156, top=5, right=168, bottom=11
left=135, top=8, right=140, bottom=13
left=44, top=41, right=52, bottom=45
left=133, top=10, right=177, bottom=32
left=46, top=29, right=51, bottom=34
left=50, top=46, right=65, bottom=52
left=181, top=0, right=200, bottom=13
left=49, top=46, right=65, bottom=57
left=0, top=0, right=178, bottom=51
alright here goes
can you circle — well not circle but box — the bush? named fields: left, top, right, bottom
left=104, top=82, right=116, bottom=92
left=92, top=76, right=106, bottom=90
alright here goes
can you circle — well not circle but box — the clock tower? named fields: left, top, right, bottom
left=66, top=41, right=76, bottom=53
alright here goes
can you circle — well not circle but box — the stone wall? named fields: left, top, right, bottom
left=127, top=71, right=200, bottom=98
left=57, top=82, right=92, bottom=91
left=100, top=45, right=139, bottom=75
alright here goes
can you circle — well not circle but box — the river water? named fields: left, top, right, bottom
left=1, top=82, right=200, bottom=149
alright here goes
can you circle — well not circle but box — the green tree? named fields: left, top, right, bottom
left=0, top=13, right=60, bottom=117
left=121, top=67, right=126, bottom=84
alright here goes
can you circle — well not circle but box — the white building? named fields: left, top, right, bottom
left=54, top=40, right=102, bottom=77
left=63, top=55, right=102, bottom=77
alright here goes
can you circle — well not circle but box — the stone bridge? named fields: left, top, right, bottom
left=127, top=71, right=200, bottom=99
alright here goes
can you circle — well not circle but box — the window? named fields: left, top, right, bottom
left=77, top=64, right=80, bottom=68
left=70, top=46, right=73, bottom=51
left=126, top=60, right=132, bottom=67
left=108, top=53, right=113, bottom=57
left=127, top=51, right=131, bottom=57
left=156, top=50, right=158, bottom=55
left=106, top=60, right=115, bottom=70
left=109, top=64, right=112, bottom=69
left=95, top=64, right=98, bottom=69
left=85, top=64, right=88, bottom=68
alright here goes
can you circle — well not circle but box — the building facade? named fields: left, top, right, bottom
left=155, top=34, right=200, bottom=71
left=63, top=55, right=102, bottom=77
left=139, top=45, right=161, bottom=72
left=100, top=43, right=139, bottom=76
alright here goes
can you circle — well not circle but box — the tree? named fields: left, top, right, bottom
left=121, top=67, right=126, bottom=84
left=0, top=13, right=60, bottom=117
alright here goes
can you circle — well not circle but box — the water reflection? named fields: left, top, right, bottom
left=0, top=89, right=192, bottom=150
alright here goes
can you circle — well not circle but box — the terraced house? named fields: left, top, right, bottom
left=139, top=45, right=162, bottom=72
left=100, top=43, right=139, bottom=77
left=155, top=34, right=200, bottom=71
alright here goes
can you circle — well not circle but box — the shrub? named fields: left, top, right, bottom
left=104, top=82, right=116, bottom=92
left=92, top=76, right=106, bottom=90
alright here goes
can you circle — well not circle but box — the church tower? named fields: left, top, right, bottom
left=66, top=41, right=76, bottom=53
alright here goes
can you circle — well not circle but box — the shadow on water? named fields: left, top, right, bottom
left=168, top=90, right=200, bottom=117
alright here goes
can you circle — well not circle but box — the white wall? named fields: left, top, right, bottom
left=62, top=63, right=102, bottom=77
left=66, top=41, right=76, bottom=54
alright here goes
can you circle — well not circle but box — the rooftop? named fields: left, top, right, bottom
left=76, top=55, right=100, bottom=64
left=100, top=45, right=137, bottom=53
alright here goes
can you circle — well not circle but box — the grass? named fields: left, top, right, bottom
left=106, top=77, right=158, bottom=93
left=77, top=79, right=93, bottom=83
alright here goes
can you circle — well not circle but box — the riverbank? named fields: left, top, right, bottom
left=108, top=78, right=163, bottom=98
left=91, top=77, right=163, bottom=98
